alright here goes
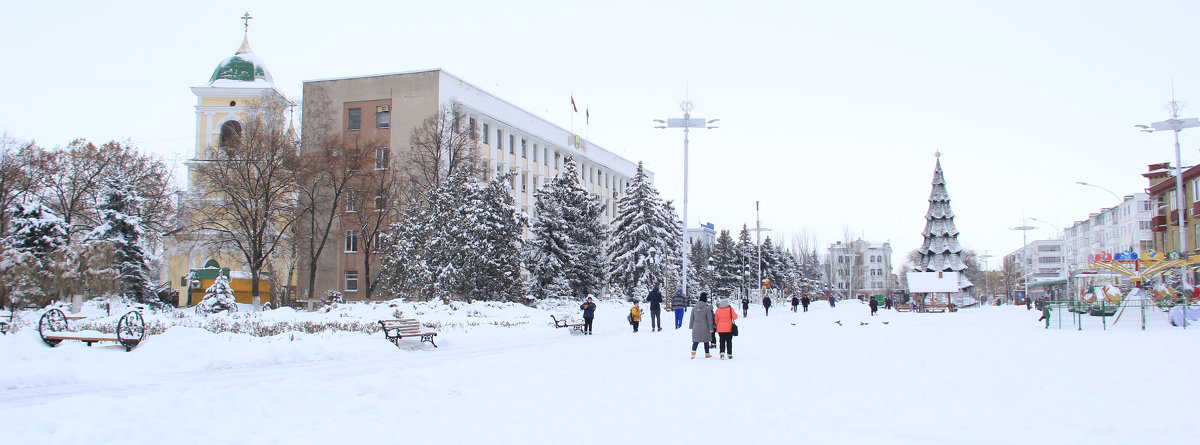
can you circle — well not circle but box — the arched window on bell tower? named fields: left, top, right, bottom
left=219, top=120, right=243, bottom=149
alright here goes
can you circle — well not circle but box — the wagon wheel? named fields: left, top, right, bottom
left=38, top=308, right=67, bottom=347
left=116, top=311, right=145, bottom=350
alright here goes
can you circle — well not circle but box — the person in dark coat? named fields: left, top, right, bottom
left=580, top=296, right=597, bottom=335
left=762, top=295, right=772, bottom=316
left=647, top=287, right=664, bottom=332
left=885, top=297, right=893, bottom=310
left=741, top=296, right=750, bottom=318
left=671, top=289, right=687, bottom=329
left=689, top=293, right=715, bottom=359
left=829, top=295, right=836, bottom=308
left=801, top=295, right=811, bottom=312
left=869, top=296, right=879, bottom=316
left=791, top=295, right=800, bottom=312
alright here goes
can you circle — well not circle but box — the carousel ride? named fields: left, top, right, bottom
left=1084, top=250, right=1200, bottom=326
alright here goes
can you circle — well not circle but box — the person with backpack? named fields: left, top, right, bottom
left=671, top=289, right=687, bottom=329
left=629, top=300, right=642, bottom=333
left=801, top=294, right=811, bottom=312
left=647, top=287, right=664, bottom=332
left=714, top=297, right=739, bottom=360
left=579, top=296, right=597, bottom=335
left=689, top=293, right=715, bottom=359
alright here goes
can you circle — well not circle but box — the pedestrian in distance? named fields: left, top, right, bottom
left=791, top=295, right=799, bottom=312
left=801, top=295, right=811, bottom=312
left=672, top=289, right=687, bottom=329
left=689, top=293, right=715, bottom=359
left=869, top=296, right=879, bottom=316
left=762, top=294, right=772, bottom=316
left=647, top=286, right=664, bottom=332
left=629, top=300, right=642, bottom=332
left=1037, top=300, right=1051, bottom=328
left=829, top=295, right=836, bottom=308
left=741, top=296, right=750, bottom=318
left=1026, top=297, right=1032, bottom=310
left=885, top=297, right=893, bottom=310
left=714, top=297, right=739, bottom=360
left=580, top=296, right=597, bottom=335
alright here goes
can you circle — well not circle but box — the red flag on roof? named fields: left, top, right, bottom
left=571, top=95, right=578, bottom=112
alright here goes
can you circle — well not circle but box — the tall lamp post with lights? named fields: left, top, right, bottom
left=1011, top=222, right=1036, bottom=304
left=979, top=252, right=993, bottom=306
left=1136, top=112, right=1200, bottom=288
left=1029, top=217, right=1069, bottom=301
left=655, top=101, right=719, bottom=298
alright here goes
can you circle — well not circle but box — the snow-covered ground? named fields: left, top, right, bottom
left=1, top=298, right=1197, bottom=444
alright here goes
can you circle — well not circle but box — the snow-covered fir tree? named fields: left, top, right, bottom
left=525, top=157, right=607, bottom=299
left=736, top=225, right=754, bottom=294
left=606, top=162, right=676, bottom=298
left=1, top=201, right=69, bottom=305
left=87, top=177, right=155, bottom=306
left=196, top=275, right=237, bottom=314
left=659, top=199, right=683, bottom=293
left=380, top=170, right=527, bottom=302
left=709, top=229, right=742, bottom=296
left=458, top=172, right=528, bottom=301
left=686, top=239, right=712, bottom=295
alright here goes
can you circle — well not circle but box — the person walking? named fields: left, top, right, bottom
left=791, top=295, right=800, bottom=312
left=647, top=287, right=664, bottom=332
left=671, top=289, right=687, bottom=329
left=741, top=296, right=750, bottom=318
left=801, top=294, right=811, bottom=312
left=829, top=295, right=836, bottom=308
left=580, top=296, right=597, bottom=335
left=762, top=294, right=772, bottom=316
left=869, top=296, right=879, bottom=316
left=689, top=293, right=715, bottom=359
left=629, top=301, right=642, bottom=333
left=885, top=297, right=893, bottom=310
left=714, top=297, right=739, bottom=360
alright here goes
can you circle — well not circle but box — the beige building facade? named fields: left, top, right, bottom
left=301, top=69, right=648, bottom=300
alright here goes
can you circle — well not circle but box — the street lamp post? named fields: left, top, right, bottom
left=655, top=101, right=718, bottom=299
left=1030, top=217, right=1069, bottom=301
left=1137, top=108, right=1200, bottom=290
left=1076, top=181, right=1123, bottom=203
left=749, top=201, right=771, bottom=299
left=979, top=252, right=993, bottom=306
left=1011, top=222, right=1036, bottom=304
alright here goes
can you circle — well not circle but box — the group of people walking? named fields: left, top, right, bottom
left=581, top=288, right=842, bottom=360
left=688, top=292, right=737, bottom=360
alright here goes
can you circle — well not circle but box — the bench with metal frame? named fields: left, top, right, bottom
left=38, top=308, right=146, bottom=352
left=378, top=318, right=438, bottom=348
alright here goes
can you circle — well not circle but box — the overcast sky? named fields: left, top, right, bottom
left=4, top=0, right=1200, bottom=271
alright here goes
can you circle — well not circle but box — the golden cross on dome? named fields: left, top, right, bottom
left=241, top=12, right=253, bottom=34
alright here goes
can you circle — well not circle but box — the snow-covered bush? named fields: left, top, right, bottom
left=196, top=276, right=237, bottom=314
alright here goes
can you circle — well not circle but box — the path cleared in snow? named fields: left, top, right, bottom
left=1, top=299, right=1197, bottom=444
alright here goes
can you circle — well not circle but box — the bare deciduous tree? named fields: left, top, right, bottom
left=343, top=150, right=398, bottom=300
left=191, top=97, right=298, bottom=307
left=400, top=101, right=480, bottom=203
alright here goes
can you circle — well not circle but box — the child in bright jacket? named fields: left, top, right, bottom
left=630, top=301, right=642, bottom=332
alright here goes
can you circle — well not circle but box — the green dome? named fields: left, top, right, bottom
left=207, top=36, right=274, bottom=85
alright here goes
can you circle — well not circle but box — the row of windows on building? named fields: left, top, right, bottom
left=347, top=107, right=389, bottom=131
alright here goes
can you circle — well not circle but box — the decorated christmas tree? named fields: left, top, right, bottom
left=917, top=155, right=967, bottom=275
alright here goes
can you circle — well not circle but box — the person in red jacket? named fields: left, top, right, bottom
left=714, top=298, right=739, bottom=360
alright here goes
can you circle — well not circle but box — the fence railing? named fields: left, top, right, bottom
left=1041, top=299, right=1196, bottom=331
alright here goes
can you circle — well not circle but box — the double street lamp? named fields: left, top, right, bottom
left=655, top=101, right=719, bottom=298
left=1011, top=222, right=1036, bottom=304
left=1136, top=110, right=1200, bottom=288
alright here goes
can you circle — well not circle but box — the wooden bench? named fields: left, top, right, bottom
left=0, top=313, right=13, bottom=335
left=894, top=304, right=912, bottom=312
left=38, top=308, right=146, bottom=352
left=551, top=314, right=585, bottom=332
left=922, top=303, right=949, bottom=313
left=378, top=318, right=438, bottom=348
